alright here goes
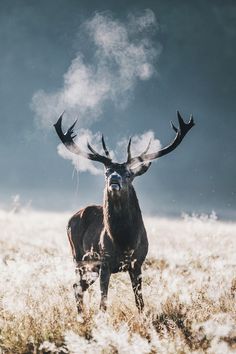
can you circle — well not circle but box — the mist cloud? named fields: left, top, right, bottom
left=32, top=10, right=161, bottom=174
left=32, top=10, right=160, bottom=128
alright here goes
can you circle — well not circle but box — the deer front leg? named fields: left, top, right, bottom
left=73, top=283, right=88, bottom=313
left=100, top=262, right=111, bottom=311
left=73, top=262, right=100, bottom=313
left=129, top=266, right=144, bottom=312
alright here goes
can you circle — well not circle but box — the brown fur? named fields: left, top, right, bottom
left=68, top=180, right=148, bottom=312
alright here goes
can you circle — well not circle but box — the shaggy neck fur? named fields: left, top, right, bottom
left=103, top=184, right=144, bottom=250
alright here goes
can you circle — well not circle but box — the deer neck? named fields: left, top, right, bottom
left=103, top=185, right=143, bottom=249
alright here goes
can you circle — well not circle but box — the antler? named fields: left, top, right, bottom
left=54, top=113, right=112, bottom=166
left=127, top=137, right=152, bottom=164
left=127, top=111, right=195, bottom=167
left=101, top=134, right=111, bottom=158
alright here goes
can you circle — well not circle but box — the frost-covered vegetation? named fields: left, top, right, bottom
left=0, top=208, right=235, bottom=353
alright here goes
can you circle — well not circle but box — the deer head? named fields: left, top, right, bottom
left=54, top=111, right=194, bottom=192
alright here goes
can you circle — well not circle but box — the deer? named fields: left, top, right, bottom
left=54, top=111, right=194, bottom=313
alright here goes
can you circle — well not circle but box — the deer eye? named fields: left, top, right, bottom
left=105, top=169, right=113, bottom=177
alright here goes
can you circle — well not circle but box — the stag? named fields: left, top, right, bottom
left=54, top=111, right=194, bottom=313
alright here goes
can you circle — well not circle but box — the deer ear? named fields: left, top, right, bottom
left=131, top=162, right=152, bottom=178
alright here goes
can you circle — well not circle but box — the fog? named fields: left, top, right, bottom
left=0, top=0, right=235, bottom=219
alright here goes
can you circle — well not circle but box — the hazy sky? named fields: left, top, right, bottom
left=0, top=0, right=235, bottom=219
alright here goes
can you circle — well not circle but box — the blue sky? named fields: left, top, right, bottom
left=0, top=0, right=235, bottom=219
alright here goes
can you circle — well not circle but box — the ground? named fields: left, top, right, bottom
left=0, top=208, right=235, bottom=353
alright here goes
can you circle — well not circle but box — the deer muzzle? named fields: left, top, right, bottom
left=109, top=173, right=122, bottom=191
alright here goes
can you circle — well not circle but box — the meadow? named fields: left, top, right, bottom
left=0, top=207, right=235, bottom=353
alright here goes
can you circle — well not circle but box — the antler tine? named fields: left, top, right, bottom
left=54, top=113, right=112, bottom=166
left=142, top=138, right=152, bottom=156
left=87, top=141, right=99, bottom=155
left=54, top=113, right=81, bottom=151
left=87, top=135, right=111, bottom=159
left=127, top=111, right=195, bottom=167
left=126, top=137, right=132, bottom=163
left=170, top=121, right=178, bottom=133
left=176, top=111, right=195, bottom=137
left=101, top=135, right=111, bottom=158
left=126, top=137, right=152, bottom=165
left=67, top=119, right=77, bottom=133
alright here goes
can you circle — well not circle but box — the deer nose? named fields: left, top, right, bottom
left=109, top=172, right=122, bottom=191
left=110, top=172, right=121, bottom=182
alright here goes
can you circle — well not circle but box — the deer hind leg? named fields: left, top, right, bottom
left=129, top=266, right=144, bottom=313
left=73, top=266, right=88, bottom=313
left=74, top=262, right=100, bottom=313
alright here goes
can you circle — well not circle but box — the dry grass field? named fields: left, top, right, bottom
left=0, top=208, right=235, bottom=353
